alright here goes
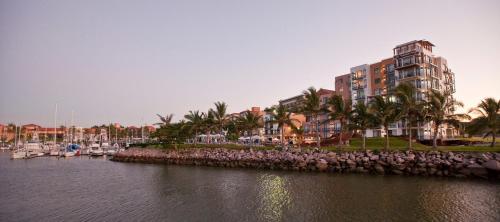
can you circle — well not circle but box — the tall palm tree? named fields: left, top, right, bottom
left=301, top=87, right=322, bottom=147
left=155, top=114, right=174, bottom=127
left=395, top=82, right=424, bottom=150
left=326, top=94, right=352, bottom=148
left=350, top=101, right=374, bottom=150
left=467, top=98, right=500, bottom=147
left=266, top=104, right=300, bottom=146
left=425, top=90, right=469, bottom=148
left=202, top=110, right=216, bottom=144
left=212, top=101, right=228, bottom=143
left=369, top=95, right=399, bottom=151
left=290, top=125, right=305, bottom=149
left=237, top=111, right=263, bottom=146
left=184, top=110, right=204, bottom=145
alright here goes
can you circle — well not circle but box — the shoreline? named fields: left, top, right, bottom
left=112, top=147, right=500, bottom=180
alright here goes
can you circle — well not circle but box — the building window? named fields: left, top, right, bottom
left=374, top=78, right=381, bottom=84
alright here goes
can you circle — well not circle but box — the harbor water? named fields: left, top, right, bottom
left=0, top=152, right=499, bottom=221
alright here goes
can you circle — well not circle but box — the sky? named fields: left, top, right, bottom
left=1, top=0, right=499, bottom=127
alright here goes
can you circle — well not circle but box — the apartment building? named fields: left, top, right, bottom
left=335, top=74, right=351, bottom=101
left=335, top=40, right=457, bottom=140
left=301, top=88, right=336, bottom=139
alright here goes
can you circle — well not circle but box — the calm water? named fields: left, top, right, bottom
left=0, top=152, right=499, bottom=222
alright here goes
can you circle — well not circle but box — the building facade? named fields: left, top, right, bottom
left=334, top=39, right=457, bottom=140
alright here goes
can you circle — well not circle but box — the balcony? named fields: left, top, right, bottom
left=352, top=75, right=366, bottom=80
left=351, top=84, right=366, bottom=90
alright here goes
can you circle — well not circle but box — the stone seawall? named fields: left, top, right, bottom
left=112, top=148, right=500, bottom=180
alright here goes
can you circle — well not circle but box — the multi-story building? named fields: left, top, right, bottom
left=369, top=58, right=395, bottom=97
left=335, top=74, right=351, bottom=101
left=279, top=94, right=305, bottom=112
left=302, top=88, right=336, bottom=139
left=334, top=39, right=457, bottom=140
left=350, top=64, right=371, bottom=105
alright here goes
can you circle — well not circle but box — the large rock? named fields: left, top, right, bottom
left=346, top=159, right=357, bottom=169
left=374, top=164, right=385, bottom=174
left=482, top=160, right=500, bottom=172
left=468, top=163, right=488, bottom=178
left=316, top=159, right=329, bottom=172
left=369, top=155, right=379, bottom=161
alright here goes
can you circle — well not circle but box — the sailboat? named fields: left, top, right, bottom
left=49, top=104, right=60, bottom=156
left=11, top=125, right=27, bottom=159
left=90, top=132, right=104, bottom=156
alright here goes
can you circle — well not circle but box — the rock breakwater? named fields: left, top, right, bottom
left=112, top=148, right=500, bottom=180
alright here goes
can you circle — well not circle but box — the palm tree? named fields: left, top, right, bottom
left=212, top=101, right=228, bottom=143
left=395, top=82, right=424, bottom=150
left=350, top=101, right=374, bottom=150
left=326, top=94, right=352, bottom=148
left=266, top=104, right=300, bottom=146
left=237, top=111, right=263, bottom=146
left=155, top=114, right=174, bottom=127
left=467, top=98, right=499, bottom=147
left=290, top=125, right=305, bottom=149
left=301, top=87, right=322, bottom=147
left=184, top=110, right=204, bottom=145
left=202, top=110, right=216, bottom=144
left=425, top=90, right=469, bottom=148
left=369, top=95, right=399, bottom=151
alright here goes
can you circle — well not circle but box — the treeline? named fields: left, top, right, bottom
left=152, top=83, right=499, bottom=148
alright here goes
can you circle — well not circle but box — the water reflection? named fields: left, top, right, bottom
left=257, top=174, right=291, bottom=221
left=0, top=153, right=499, bottom=222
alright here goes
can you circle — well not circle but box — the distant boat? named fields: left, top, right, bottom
left=90, top=143, right=104, bottom=156
left=64, top=144, right=80, bottom=157
left=11, top=150, right=27, bottom=159
left=24, top=141, right=44, bottom=157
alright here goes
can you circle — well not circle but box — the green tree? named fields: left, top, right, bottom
left=237, top=111, right=263, bottom=146
left=290, top=125, right=305, bottom=149
left=184, top=110, right=204, bottom=145
left=266, top=104, right=300, bottom=146
left=424, top=90, right=469, bottom=148
left=212, top=102, right=228, bottom=143
left=155, top=114, right=174, bottom=127
left=395, top=83, right=424, bottom=150
left=350, top=101, right=374, bottom=150
left=369, top=95, right=399, bottom=151
left=326, top=94, right=352, bottom=148
left=202, top=110, right=216, bottom=144
left=301, top=87, right=322, bottom=147
left=467, top=98, right=500, bottom=147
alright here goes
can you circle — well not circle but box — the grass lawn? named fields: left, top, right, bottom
left=137, top=137, right=500, bottom=152
left=321, top=137, right=500, bottom=152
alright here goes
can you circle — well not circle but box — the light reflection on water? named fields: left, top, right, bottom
left=0, top=152, right=499, bottom=222
left=257, top=175, right=291, bottom=221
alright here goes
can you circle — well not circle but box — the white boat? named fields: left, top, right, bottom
left=80, top=148, right=90, bottom=155
left=90, top=144, right=104, bottom=156
left=49, top=150, right=60, bottom=156
left=24, top=141, right=44, bottom=157
left=11, top=150, right=27, bottom=159
left=64, top=151, right=75, bottom=157
left=106, top=149, right=117, bottom=156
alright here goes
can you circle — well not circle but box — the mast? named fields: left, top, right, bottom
left=70, top=110, right=74, bottom=144
left=54, top=104, right=57, bottom=146
left=141, top=118, right=144, bottom=143
left=114, top=126, right=116, bottom=144
left=14, top=124, right=18, bottom=149
left=108, top=124, right=111, bottom=143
